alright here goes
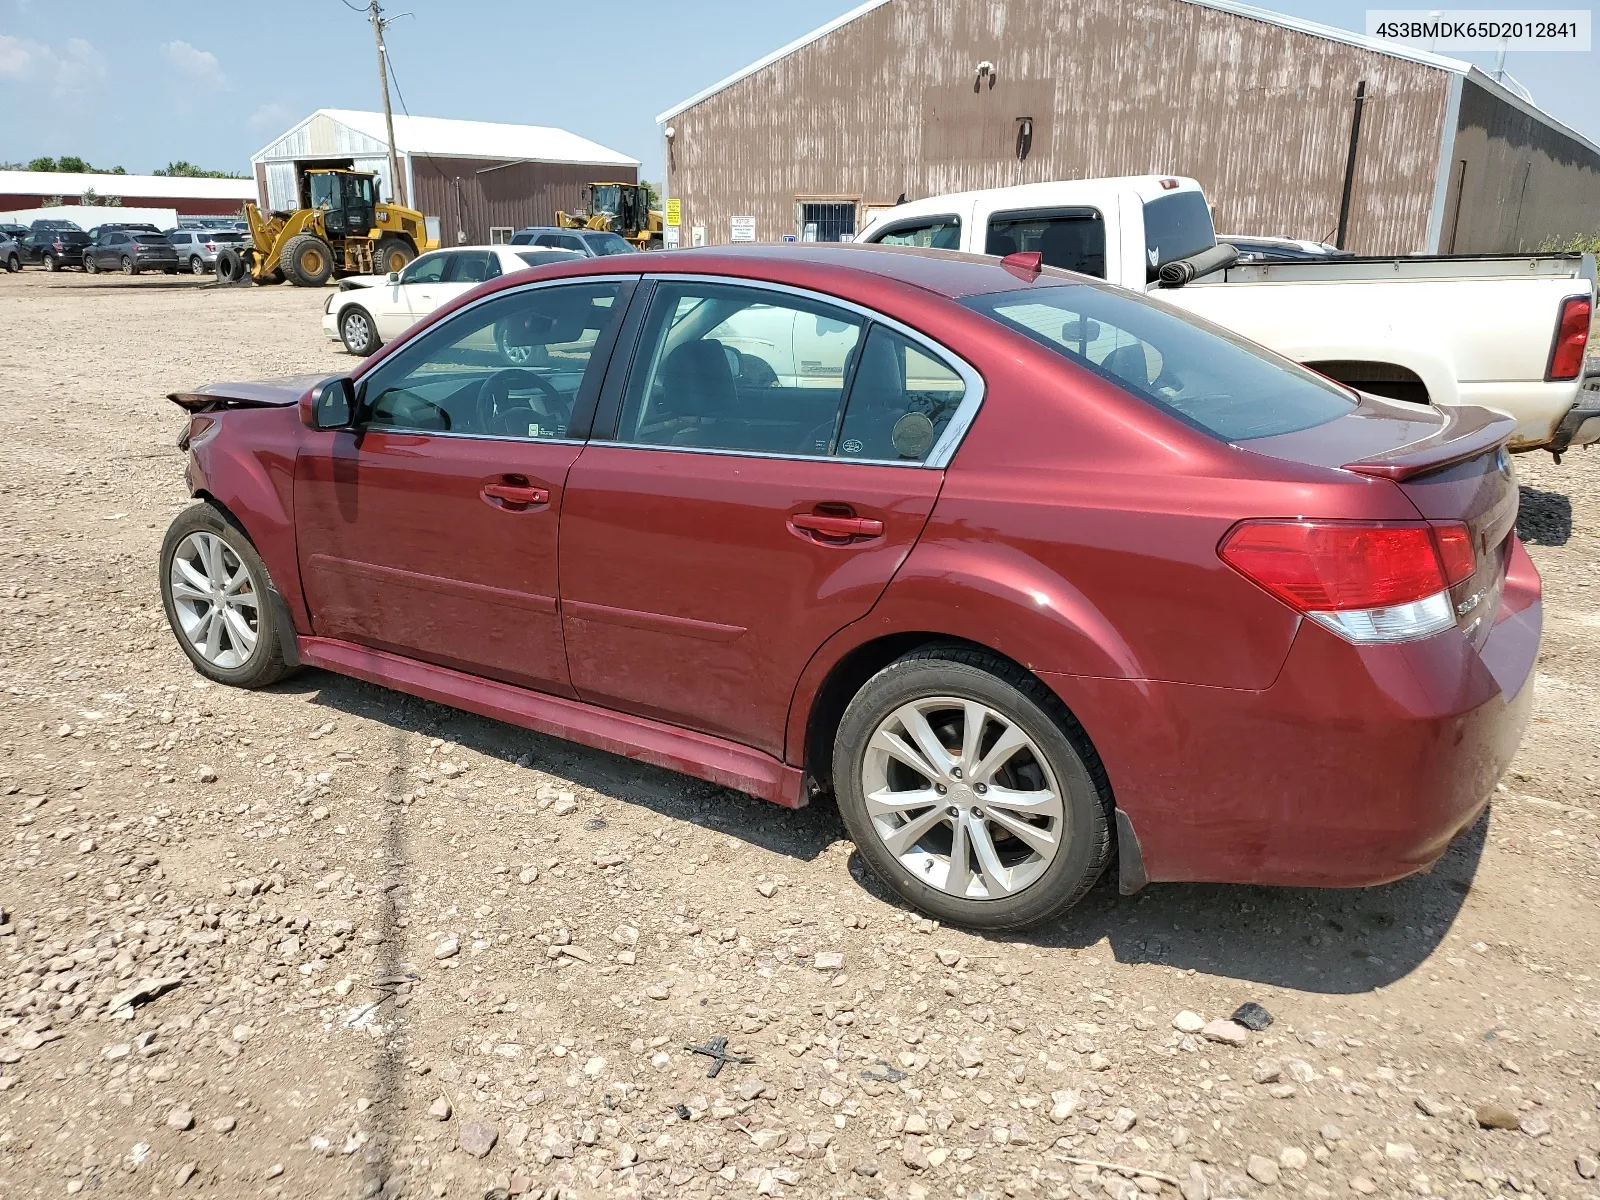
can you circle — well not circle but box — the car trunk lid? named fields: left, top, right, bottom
left=169, top=374, right=334, bottom=412
left=1243, top=395, right=1519, bottom=645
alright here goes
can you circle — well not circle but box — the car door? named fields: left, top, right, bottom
left=294, top=276, right=636, bottom=694
left=366, top=251, right=443, bottom=339
left=398, top=251, right=455, bottom=325
left=559, top=279, right=971, bottom=757
left=426, top=249, right=494, bottom=311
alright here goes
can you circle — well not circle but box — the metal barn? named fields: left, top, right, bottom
left=251, top=110, right=639, bottom=245
left=657, top=0, right=1600, bottom=254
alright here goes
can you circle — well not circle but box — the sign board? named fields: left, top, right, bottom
left=780, top=233, right=798, bottom=242
left=665, top=198, right=682, bottom=227
left=664, top=226, right=680, bottom=250
left=691, top=225, right=706, bottom=247
left=730, top=215, right=756, bottom=243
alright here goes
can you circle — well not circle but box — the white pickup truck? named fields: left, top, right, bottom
left=855, top=176, right=1599, bottom=457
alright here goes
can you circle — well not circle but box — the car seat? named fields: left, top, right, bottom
left=659, top=340, right=749, bottom=449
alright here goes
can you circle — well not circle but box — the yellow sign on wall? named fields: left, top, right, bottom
left=665, top=198, right=682, bottom=227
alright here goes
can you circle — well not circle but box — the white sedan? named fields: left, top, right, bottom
left=322, top=244, right=582, bottom=356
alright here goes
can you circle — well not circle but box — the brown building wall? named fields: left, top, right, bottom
left=0, top=192, right=244, bottom=216
left=1439, top=78, right=1600, bottom=253
left=410, top=158, right=638, bottom=244
left=667, top=0, right=1456, bottom=254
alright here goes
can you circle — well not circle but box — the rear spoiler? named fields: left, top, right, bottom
left=1341, top=405, right=1516, bottom=481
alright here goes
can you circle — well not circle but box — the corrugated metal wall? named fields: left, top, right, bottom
left=1441, top=78, right=1600, bottom=252
left=410, top=158, right=638, bottom=244
left=668, top=0, right=1456, bottom=253
left=255, top=114, right=400, bottom=206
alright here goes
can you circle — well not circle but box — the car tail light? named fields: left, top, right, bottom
left=1546, top=295, right=1591, bottom=381
left=205, top=242, right=216, bottom=251
left=51, top=240, right=63, bottom=249
left=1219, top=519, right=1474, bottom=643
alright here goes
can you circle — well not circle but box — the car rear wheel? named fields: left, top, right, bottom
left=5, top=254, right=18, bottom=272
left=121, top=256, right=136, bottom=276
left=189, top=255, right=205, bottom=275
left=832, top=646, right=1113, bottom=931
left=44, top=254, right=58, bottom=272
left=339, top=306, right=381, bottom=356
left=159, top=504, right=294, bottom=689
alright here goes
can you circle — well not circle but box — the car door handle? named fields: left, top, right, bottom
left=481, top=483, right=549, bottom=509
left=788, top=512, right=885, bottom=543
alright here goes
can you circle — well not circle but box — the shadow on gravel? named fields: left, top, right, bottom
left=1518, top=485, right=1572, bottom=545
left=46, top=279, right=220, bottom=291
left=274, top=671, right=845, bottom=864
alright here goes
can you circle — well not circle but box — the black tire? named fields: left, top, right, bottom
left=374, top=235, right=415, bottom=276
left=121, top=256, right=137, bottom=276
left=5, top=254, right=18, bottom=272
left=44, top=253, right=59, bottom=272
left=832, top=645, right=1113, bottom=931
left=189, top=256, right=206, bottom=275
left=647, top=234, right=664, bottom=251
left=280, top=234, right=334, bottom=287
left=159, top=503, right=295, bottom=690
left=84, top=254, right=99, bottom=275
left=215, top=247, right=244, bottom=283
left=339, top=305, right=382, bottom=356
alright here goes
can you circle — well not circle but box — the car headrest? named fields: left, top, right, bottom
left=659, top=340, right=737, bottom=417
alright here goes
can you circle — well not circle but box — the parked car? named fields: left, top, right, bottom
left=1219, top=234, right=1354, bottom=263
left=508, top=226, right=639, bottom=257
left=20, top=220, right=89, bottom=270
left=162, top=244, right=1539, bottom=930
left=858, top=176, right=1599, bottom=456
left=84, top=228, right=179, bottom=275
left=0, top=232, right=20, bottom=273
left=322, top=244, right=582, bottom=356
left=166, top=228, right=247, bottom=275
left=0, top=222, right=29, bottom=264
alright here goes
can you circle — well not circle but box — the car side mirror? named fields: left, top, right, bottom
left=388, top=271, right=401, bottom=283
left=306, top=376, right=355, bottom=430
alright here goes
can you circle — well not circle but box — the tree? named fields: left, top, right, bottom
left=57, top=155, right=90, bottom=173
left=641, top=180, right=662, bottom=210
left=28, top=156, right=56, bottom=172
left=153, top=161, right=249, bottom=179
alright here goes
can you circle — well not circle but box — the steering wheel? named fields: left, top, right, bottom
left=475, top=368, right=568, bottom=433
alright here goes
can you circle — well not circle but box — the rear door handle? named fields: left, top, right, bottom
left=788, top=512, right=885, bottom=543
left=481, top=482, right=549, bottom=509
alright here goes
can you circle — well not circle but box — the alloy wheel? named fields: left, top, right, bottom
left=120, top=256, right=134, bottom=275
left=191, top=256, right=205, bottom=275
left=861, top=696, right=1063, bottom=900
left=342, top=310, right=373, bottom=353
left=168, top=531, right=260, bottom=669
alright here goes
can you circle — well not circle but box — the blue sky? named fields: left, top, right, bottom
left=1, top=0, right=1593, bottom=181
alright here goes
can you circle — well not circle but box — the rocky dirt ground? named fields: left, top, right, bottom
left=0, top=267, right=1596, bottom=1200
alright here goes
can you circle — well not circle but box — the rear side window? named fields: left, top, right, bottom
left=836, top=326, right=966, bottom=461
left=986, top=209, right=1104, bottom=277
left=1143, top=191, right=1215, bottom=277
left=961, top=283, right=1354, bottom=441
left=871, top=216, right=962, bottom=251
left=450, top=251, right=493, bottom=283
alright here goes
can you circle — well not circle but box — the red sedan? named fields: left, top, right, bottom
left=160, top=244, right=1539, bottom=930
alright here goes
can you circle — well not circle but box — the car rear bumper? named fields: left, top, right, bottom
left=1043, top=536, right=1541, bottom=888
left=1549, top=368, right=1600, bottom=454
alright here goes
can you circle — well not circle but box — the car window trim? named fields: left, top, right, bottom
left=863, top=213, right=961, bottom=245
left=589, top=273, right=984, bottom=470
left=350, top=274, right=641, bottom=444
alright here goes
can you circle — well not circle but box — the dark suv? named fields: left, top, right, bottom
left=22, top=220, right=90, bottom=271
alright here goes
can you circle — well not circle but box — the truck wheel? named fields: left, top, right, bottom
left=215, top=248, right=244, bottom=283
left=375, top=235, right=415, bottom=275
left=280, top=235, right=334, bottom=287
left=832, top=645, right=1114, bottom=931
left=648, top=234, right=664, bottom=250
left=159, top=503, right=296, bottom=689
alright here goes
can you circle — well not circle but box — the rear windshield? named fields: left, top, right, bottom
left=584, top=233, right=637, bottom=256
left=515, top=250, right=583, bottom=267
left=135, top=232, right=169, bottom=241
left=961, top=283, right=1355, bottom=441
left=1143, top=191, right=1215, bottom=277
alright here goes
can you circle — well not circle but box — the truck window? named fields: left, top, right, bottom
left=871, top=216, right=962, bottom=250
left=1143, top=191, right=1215, bottom=278
left=986, top=210, right=1105, bottom=278
left=961, top=283, right=1353, bottom=441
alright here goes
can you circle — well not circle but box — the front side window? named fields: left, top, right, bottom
left=871, top=216, right=962, bottom=251
left=400, top=253, right=448, bottom=285
left=836, top=326, right=965, bottom=462
left=614, top=282, right=864, bottom=456
left=358, top=282, right=624, bottom=439
left=309, top=174, right=339, bottom=210
left=986, top=210, right=1105, bottom=277
left=961, top=283, right=1354, bottom=441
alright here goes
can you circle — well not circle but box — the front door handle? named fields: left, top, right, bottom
left=788, top=512, right=885, bottom=544
left=481, top=482, right=549, bottom=509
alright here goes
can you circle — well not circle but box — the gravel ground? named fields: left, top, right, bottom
left=0, top=267, right=1597, bottom=1200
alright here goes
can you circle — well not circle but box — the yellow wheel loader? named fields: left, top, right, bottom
left=217, top=167, right=439, bottom=287
left=556, top=182, right=664, bottom=250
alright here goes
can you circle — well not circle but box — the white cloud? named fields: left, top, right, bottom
left=54, top=37, right=104, bottom=94
left=160, top=40, right=225, bottom=89
left=0, top=33, right=33, bottom=78
left=248, top=100, right=294, bottom=131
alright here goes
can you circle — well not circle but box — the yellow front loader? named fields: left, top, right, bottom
left=556, top=182, right=664, bottom=250
left=217, top=168, right=439, bottom=286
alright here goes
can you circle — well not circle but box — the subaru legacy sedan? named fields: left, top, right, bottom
left=159, top=244, right=1539, bottom=930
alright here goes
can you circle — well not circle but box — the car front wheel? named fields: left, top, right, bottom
left=339, top=305, right=381, bottom=356
left=159, top=504, right=295, bottom=689
left=833, top=646, right=1113, bottom=931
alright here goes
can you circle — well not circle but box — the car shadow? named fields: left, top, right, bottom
left=1518, top=484, right=1572, bottom=546
left=49, top=278, right=217, bottom=291
left=846, top=809, right=1488, bottom=996
left=270, top=668, right=844, bottom=864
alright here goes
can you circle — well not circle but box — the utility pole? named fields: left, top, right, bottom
left=368, top=0, right=407, bottom=207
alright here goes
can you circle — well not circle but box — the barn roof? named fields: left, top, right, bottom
left=253, top=109, right=638, bottom=169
